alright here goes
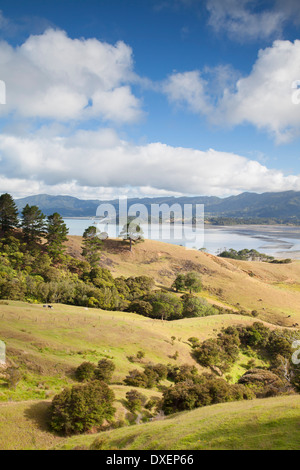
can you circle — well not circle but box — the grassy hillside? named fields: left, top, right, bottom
left=58, top=395, right=300, bottom=450
left=67, top=237, right=300, bottom=326
left=0, top=300, right=268, bottom=403
left=1, top=239, right=299, bottom=450
left=1, top=390, right=299, bottom=450
left=0, top=385, right=161, bottom=450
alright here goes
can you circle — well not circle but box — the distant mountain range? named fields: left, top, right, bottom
left=14, top=191, right=300, bottom=222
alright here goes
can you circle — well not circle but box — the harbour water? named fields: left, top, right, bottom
left=64, top=218, right=300, bottom=259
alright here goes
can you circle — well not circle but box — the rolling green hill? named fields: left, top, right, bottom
left=58, top=395, right=300, bottom=451
left=0, top=239, right=300, bottom=450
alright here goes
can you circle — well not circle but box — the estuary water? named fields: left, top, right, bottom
left=64, top=218, right=300, bottom=259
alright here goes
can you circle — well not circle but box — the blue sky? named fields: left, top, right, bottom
left=0, top=0, right=300, bottom=199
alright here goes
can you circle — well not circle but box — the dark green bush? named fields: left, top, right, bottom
left=125, top=389, right=147, bottom=412
left=167, top=364, right=198, bottom=383
left=50, top=381, right=115, bottom=435
left=75, top=362, right=96, bottom=382
left=94, top=359, right=115, bottom=383
left=162, top=374, right=254, bottom=415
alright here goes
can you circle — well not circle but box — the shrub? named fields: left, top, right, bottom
left=94, top=359, right=115, bottom=383
left=181, top=294, right=217, bottom=318
left=136, top=350, right=145, bottom=360
left=124, top=369, right=149, bottom=388
left=6, top=367, right=22, bottom=390
left=188, top=337, right=200, bottom=348
left=75, top=362, right=96, bottom=382
left=124, top=364, right=168, bottom=389
left=193, top=339, right=224, bottom=368
left=193, top=328, right=240, bottom=372
left=127, top=299, right=153, bottom=316
left=50, top=381, right=115, bottom=435
left=140, top=291, right=183, bottom=321
left=237, top=322, right=270, bottom=348
left=267, top=331, right=294, bottom=359
left=145, top=363, right=168, bottom=381
left=162, top=381, right=199, bottom=414
left=125, top=389, right=147, bottom=412
left=167, top=364, right=198, bottom=383
left=162, top=374, right=254, bottom=415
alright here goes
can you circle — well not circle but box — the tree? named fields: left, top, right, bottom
left=46, top=213, right=69, bottom=260
left=0, top=193, right=19, bottom=233
left=75, top=362, right=96, bottom=382
left=181, top=294, right=217, bottom=317
left=94, top=359, right=115, bottom=383
left=172, top=274, right=186, bottom=292
left=82, top=226, right=102, bottom=266
left=184, top=272, right=202, bottom=294
left=125, top=389, right=147, bottom=412
left=50, top=381, right=115, bottom=435
left=119, top=218, right=144, bottom=251
left=172, top=272, right=202, bottom=294
left=127, top=299, right=153, bottom=316
left=21, top=204, right=45, bottom=243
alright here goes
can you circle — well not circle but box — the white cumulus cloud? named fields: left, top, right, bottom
left=206, top=0, right=300, bottom=42
left=0, top=128, right=299, bottom=198
left=0, top=28, right=142, bottom=123
left=164, top=40, right=300, bottom=142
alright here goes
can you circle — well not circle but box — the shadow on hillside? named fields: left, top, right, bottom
left=102, top=239, right=130, bottom=254
left=24, top=401, right=52, bottom=432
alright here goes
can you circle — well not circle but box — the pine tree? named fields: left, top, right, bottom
left=46, top=212, right=69, bottom=261
left=0, top=193, right=19, bottom=233
left=82, top=226, right=102, bottom=266
left=21, top=204, right=45, bottom=243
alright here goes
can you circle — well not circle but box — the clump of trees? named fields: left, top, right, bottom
left=124, top=363, right=168, bottom=389
left=126, top=280, right=216, bottom=321
left=191, top=322, right=300, bottom=396
left=50, top=381, right=115, bottom=435
left=218, top=248, right=291, bottom=264
left=75, top=359, right=115, bottom=383
left=162, top=373, right=254, bottom=415
left=192, top=327, right=240, bottom=372
left=172, top=272, right=202, bottom=293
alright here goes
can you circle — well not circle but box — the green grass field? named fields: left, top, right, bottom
left=57, top=395, right=300, bottom=451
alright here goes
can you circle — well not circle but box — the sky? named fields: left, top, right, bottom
left=0, top=0, right=300, bottom=200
